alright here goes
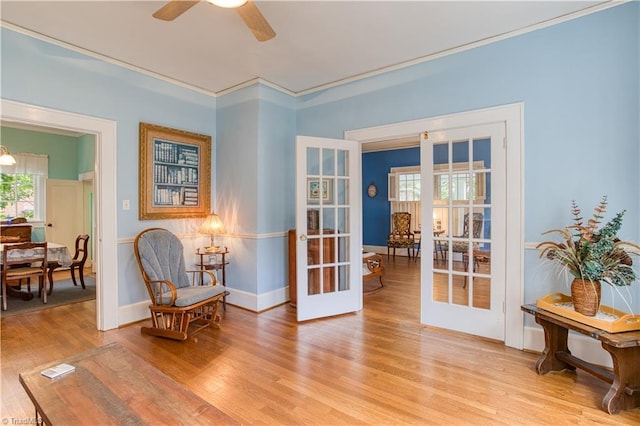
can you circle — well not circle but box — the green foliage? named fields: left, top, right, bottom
left=537, top=196, right=640, bottom=287
left=0, top=173, right=35, bottom=219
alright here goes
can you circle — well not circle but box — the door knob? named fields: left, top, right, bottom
left=299, top=234, right=307, bottom=241
left=46, top=223, right=53, bottom=227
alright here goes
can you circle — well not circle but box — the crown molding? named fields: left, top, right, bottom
left=1, top=1, right=623, bottom=99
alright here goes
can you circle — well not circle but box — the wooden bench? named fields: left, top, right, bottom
left=521, top=304, right=640, bottom=414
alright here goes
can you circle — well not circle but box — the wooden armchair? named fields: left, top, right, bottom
left=133, top=228, right=227, bottom=341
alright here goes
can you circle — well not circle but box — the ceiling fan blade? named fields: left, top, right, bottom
left=236, top=1, right=276, bottom=42
left=153, top=0, right=200, bottom=21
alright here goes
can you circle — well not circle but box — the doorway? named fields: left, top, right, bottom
left=1, top=99, right=118, bottom=331
left=347, top=103, right=524, bottom=349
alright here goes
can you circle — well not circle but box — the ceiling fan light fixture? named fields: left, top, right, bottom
left=206, top=0, right=247, bottom=8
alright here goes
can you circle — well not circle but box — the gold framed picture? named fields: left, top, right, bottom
left=139, top=122, right=211, bottom=220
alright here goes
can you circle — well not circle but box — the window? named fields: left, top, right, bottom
left=388, top=166, right=421, bottom=202
left=398, top=173, right=420, bottom=201
left=0, top=153, right=48, bottom=221
left=388, top=166, right=421, bottom=232
left=0, top=173, right=35, bottom=219
left=434, top=161, right=486, bottom=202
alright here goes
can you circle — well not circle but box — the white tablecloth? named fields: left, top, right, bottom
left=0, top=242, right=72, bottom=267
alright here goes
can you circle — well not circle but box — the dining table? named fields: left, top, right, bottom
left=0, top=242, right=73, bottom=301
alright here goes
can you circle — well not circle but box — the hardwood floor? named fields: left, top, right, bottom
left=2, top=258, right=639, bottom=424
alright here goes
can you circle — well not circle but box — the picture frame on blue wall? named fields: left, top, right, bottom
left=367, top=183, right=377, bottom=198
left=307, top=178, right=332, bottom=204
left=139, top=122, right=211, bottom=220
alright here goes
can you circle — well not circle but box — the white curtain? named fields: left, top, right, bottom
left=0, top=153, right=48, bottom=175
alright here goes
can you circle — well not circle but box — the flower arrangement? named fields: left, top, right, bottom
left=537, top=196, right=640, bottom=287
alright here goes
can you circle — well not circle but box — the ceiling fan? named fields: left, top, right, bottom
left=153, top=0, right=276, bottom=42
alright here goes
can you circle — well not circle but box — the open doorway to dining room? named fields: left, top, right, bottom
left=1, top=99, right=118, bottom=331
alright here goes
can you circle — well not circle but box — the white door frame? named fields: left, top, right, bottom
left=1, top=99, right=118, bottom=331
left=345, top=103, right=524, bottom=349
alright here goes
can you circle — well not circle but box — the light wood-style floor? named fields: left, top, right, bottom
left=2, top=259, right=639, bottom=424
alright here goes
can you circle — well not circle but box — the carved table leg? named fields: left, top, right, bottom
left=601, top=343, right=640, bottom=414
left=534, top=316, right=576, bottom=374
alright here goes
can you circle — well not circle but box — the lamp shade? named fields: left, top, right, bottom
left=0, top=146, right=16, bottom=166
left=198, top=213, right=224, bottom=248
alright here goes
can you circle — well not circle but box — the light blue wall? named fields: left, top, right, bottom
left=216, top=84, right=296, bottom=296
left=2, top=2, right=638, bottom=312
left=256, top=85, right=296, bottom=294
left=217, top=85, right=260, bottom=294
left=1, top=27, right=217, bottom=307
left=298, top=3, right=640, bottom=310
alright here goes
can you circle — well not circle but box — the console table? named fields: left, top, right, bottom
left=521, top=304, right=640, bottom=414
left=19, top=342, right=238, bottom=425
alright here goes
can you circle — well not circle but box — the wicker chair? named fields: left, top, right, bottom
left=133, top=228, right=227, bottom=341
left=386, top=212, right=415, bottom=259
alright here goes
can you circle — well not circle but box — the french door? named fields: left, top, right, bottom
left=421, top=123, right=506, bottom=340
left=295, top=136, right=361, bottom=321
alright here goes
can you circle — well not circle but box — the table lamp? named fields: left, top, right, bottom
left=198, top=213, right=224, bottom=253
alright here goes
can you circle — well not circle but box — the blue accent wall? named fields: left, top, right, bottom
left=363, top=147, right=419, bottom=246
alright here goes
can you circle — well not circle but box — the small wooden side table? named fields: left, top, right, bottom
left=196, top=248, right=229, bottom=309
left=522, top=304, right=640, bottom=414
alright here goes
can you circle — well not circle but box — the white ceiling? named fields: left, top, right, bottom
left=0, top=1, right=614, bottom=96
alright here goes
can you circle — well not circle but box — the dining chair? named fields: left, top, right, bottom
left=70, top=234, right=90, bottom=289
left=386, top=212, right=415, bottom=260
left=440, top=213, right=484, bottom=262
left=1, top=242, right=48, bottom=311
left=47, top=234, right=90, bottom=296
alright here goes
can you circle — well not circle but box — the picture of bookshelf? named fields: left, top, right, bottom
left=139, top=122, right=211, bottom=220
left=153, top=140, right=200, bottom=207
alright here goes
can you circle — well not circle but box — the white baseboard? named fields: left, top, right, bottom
left=118, top=285, right=291, bottom=326
left=118, top=300, right=149, bottom=327
left=226, top=285, right=289, bottom=312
